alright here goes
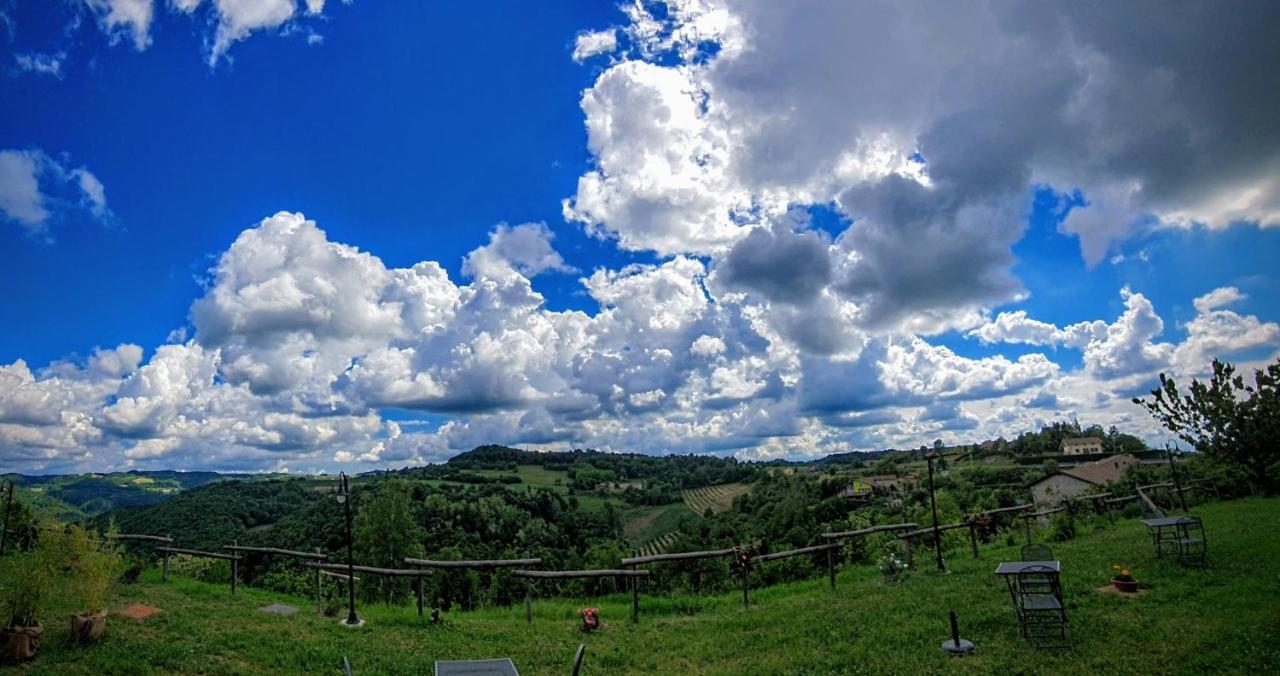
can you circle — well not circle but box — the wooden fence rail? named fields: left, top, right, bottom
left=226, top=545, right=328, bottom=602
left=743, top=542, right=843, bottom=605
left=820, top=523, right=917, bottom=540
left=109, top=533, right=174, bottom=543
left=620, top=548, right=736, bottom=566
left=404, top=557, right=542, bottom=569
left=156, top=547, right=243, bottom=594
left=303, top=562, right=434, bottom=617
left=512, top=569, right=651, bottom=624
left=968, top=503, right=1033, bottom=518
left=225, top=545, right=327, bottom=560
left=109, top=533, right=177, bottom=579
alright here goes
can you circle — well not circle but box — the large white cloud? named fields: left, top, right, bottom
left=571, top=0, right=1280, bottom=279
left=2, top=212, right=1277, bottom=473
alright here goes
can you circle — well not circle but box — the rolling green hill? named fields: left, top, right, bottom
left=2, top=470, right=271, bottom=518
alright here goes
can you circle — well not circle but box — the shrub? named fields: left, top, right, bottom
left=63, top=525, right=124, bottom=613
left=2, top=522, right=63, bottom=627
left=259, top=569, right=314, bottom=598
left=121, top=556, right=145, bottom=584
left=876, top=540, right=908, bottom=583
left=1047, top=512, right=1076, bottom=542
left=167, top=554, right=230, bottom=583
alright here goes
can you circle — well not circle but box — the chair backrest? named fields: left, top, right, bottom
left=1015, top=565, right=1060, bottom=599
left=1178, top=515, right=1204, bottom=538
left=1021, top=544, right=1053, bottom=561
left=572, top=644, right=585, bottom=676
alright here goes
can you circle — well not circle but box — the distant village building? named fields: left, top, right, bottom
left=1030, top=454, right=1139, bottom=505
left=839, top=481, right=873, bottom=500
left=863, top=474, right=920, bottom=494
left=1061, top=436, right=1105, bottom=456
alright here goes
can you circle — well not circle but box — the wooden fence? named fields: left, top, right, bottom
left=92, top=476, right=1211, bottom=622
left=227, top=544, right=328, bottom=602
left=304, top=562, right=434, bottom=617
left=155, top=547, right=243, bottom=593
left=742, top=543, right=842, bottom=607
left=620, top=548, right=737, bottom=595
left=513, top=569, right=651, bottom=624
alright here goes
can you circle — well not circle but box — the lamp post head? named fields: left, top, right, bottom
left=336, top=471, right=349, bottom=503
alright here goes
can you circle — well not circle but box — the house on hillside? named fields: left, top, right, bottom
left=865, top=475, right=901, bottom=492
left=839, top=481, right=873, bottom=500
left=1061, top=436, right=1105, bottom=456
left=1031, top=454, right=1139, bottom=505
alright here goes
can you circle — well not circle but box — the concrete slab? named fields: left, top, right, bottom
left=259, top=603, right=299, bottom=616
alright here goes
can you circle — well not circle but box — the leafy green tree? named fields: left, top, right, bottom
left=353, top=481, right=424, bottom=602
left=1134, top=357, right=1280, bottom=495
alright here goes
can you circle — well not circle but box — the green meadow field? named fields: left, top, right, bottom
left=3, top=497, right=1276, bottom=674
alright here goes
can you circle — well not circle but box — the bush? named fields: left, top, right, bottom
left=63, top=525, right=124, bottom=613
left=259, top=569, right=315, bottom=598
left=167, top=554, right=230, bottom=583
left=121, top=556, right=145, bottom=584
left=2, top=522, right=64, bottom=626
left=876, top=540, right=908, bottom=583
left=1047, top=512, right=1076, bottom=542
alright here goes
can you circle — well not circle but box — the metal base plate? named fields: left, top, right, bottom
left=941, top=638, right=975, bottom=655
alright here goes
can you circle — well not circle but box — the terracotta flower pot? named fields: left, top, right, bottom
left=1, top=623, right=43, bottom=662
left=1112, top=577, right=1139, bottom=593
left=70, top=610, right=108, bottom=644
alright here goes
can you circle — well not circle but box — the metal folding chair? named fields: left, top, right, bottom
left=1018, top=544, right=1055, bottom=594
left=1175, top=516, right=1207, bottom=568
left=1014, top=565, right=1068, bottom=647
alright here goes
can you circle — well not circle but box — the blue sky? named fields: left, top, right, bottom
left=1, top=1, right=1278, bottom=474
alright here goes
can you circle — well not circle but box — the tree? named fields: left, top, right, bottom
left=1134, top=358, right=1280, bottom=495
left=353, top=481, right=424, bottom=602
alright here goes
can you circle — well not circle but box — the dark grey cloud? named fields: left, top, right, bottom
left=718, top=223, right=832, bottom=305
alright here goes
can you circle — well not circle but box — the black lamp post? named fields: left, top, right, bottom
left=1166, top=440, right=1188, bottom=513
left=926, top=453, right=945, bottom=572
left=336, top=472, right=361, bottom=627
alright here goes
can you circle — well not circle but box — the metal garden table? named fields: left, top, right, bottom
left=1142, top=516, right=1194, bottom=558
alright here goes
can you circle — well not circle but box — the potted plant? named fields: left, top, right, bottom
left=1111, top=564, right=1138, bottom=593
left=1, top=525, right=61, bottom=662
left=66, top=525, right=123, bottom=644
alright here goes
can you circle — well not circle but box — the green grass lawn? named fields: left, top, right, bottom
left=4, top=498, right=1278, bottom=674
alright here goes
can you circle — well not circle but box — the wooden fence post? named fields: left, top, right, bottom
left=525, top=582, right=533, bottom=624
left=741, top=558, right=750, bottom=609
left=1023, top=516, right=1032, bottom=545
left=416, top=577, right=425, bottom=618
left=162, top=534, right=171, bottom=582
left=968, top=523, right=979, bottom=559
left=631, top=576, right=639, bottom=624
left=315, top=547, right=322, bottom=606
left=904, top=536, right=914, bottom=568
left=826, top=547, right=836, bottom=590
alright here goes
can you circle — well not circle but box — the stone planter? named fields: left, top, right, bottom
left=70, top=610, right=108, bottom=644
left=1112, top=576, right=1139, bottom=593
left=1, top=623, right=43, bottom=662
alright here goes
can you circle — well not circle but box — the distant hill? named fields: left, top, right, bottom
left=1, top=469, right=272, bottom=518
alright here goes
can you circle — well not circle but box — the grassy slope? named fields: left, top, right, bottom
left=7, top=498, right=1279, bottom=675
